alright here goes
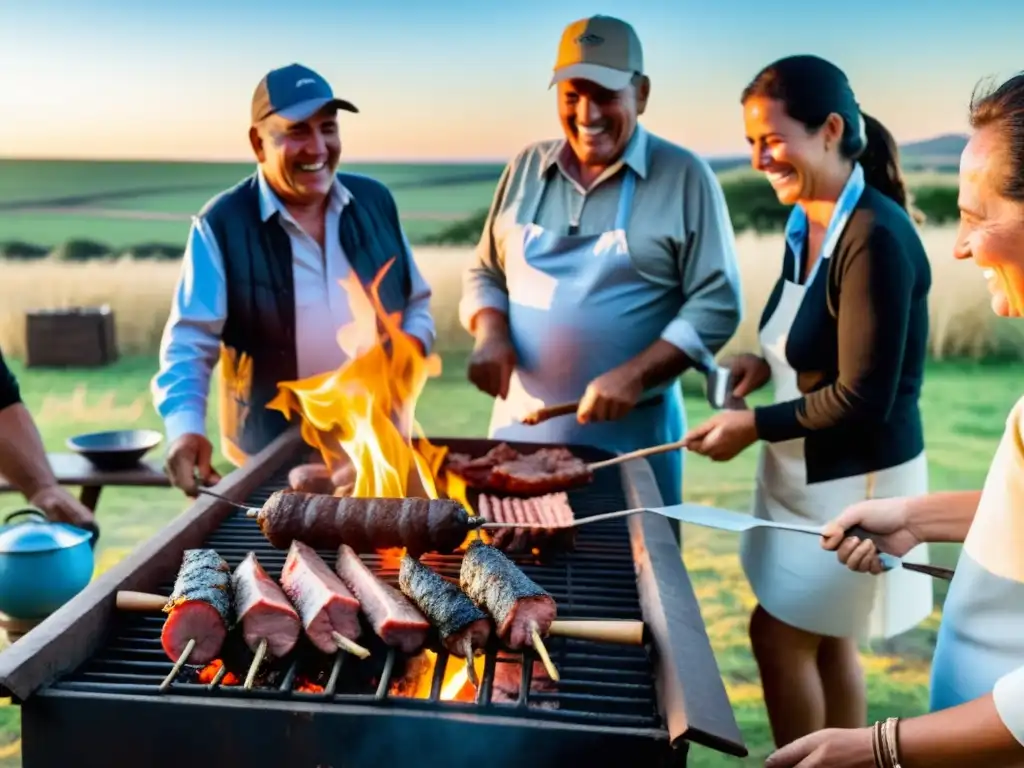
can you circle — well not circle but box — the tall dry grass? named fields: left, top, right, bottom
left=1, top=224, right=1020, bottom=361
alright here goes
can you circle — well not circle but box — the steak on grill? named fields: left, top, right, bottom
left=255, top=492, right=477, bottom=556
left=398, top=554, right=491, bottom=658
left=280, top=540, right=362, bottom=655
left=231, top=552, right=301, bottom=659
left=445, top=443, right=593, bottom=495
left=335, top=544, right=429, bottom=654
left=460, top=541, right=557, bottom=650
left=161, top=549, right=233, bottom=665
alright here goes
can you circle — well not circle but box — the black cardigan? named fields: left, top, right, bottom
left=753, top=186, right=931, bottom=484
left=0, top=346, right=21, bottom=412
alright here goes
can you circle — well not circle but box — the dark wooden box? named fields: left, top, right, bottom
left=25, top=306, right=119, bottom=368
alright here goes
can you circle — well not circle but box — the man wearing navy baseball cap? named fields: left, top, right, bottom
left=152, top=63, right=436, bottom=495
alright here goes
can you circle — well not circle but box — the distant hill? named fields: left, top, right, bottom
left=706, top=133, right=969, bottom=174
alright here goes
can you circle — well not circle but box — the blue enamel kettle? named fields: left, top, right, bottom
left=0, top=508, right=96, bottom=620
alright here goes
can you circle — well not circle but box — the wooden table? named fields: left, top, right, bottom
left=0, top=453, right=169, bottom=510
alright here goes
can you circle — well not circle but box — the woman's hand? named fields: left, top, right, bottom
left=765, top=727, right=877, bottom=767
left=682, top=410, right=758, bottom=461
left=725, top=353, right=771, bottom=398
left=820, top=496, right=920, bottom=575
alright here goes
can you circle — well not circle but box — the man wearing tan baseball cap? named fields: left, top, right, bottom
left=549, top=14, right=645, bottom=93
left=460, top=16, right=742, bottom=538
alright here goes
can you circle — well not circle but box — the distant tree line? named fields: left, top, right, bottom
left=1, top=178, right=960, bottom=260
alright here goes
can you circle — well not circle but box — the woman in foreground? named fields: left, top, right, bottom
left=683, top=55, right=934, bottom=747
left=768, top=71, right=1024, bottom=768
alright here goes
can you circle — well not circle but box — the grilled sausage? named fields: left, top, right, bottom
left=288, top=464, right=335, bottom=495
left=255, top=491, right=478, bottom=556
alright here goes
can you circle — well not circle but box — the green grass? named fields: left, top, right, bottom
left=0, top=354, right=1017, bottom=765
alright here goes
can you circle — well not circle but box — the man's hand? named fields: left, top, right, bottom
left=724, top=353, right=771, bottom=398
left=820, top=497, right=920, bottom=575
left=682, top=410, right=758, bottom=461
left=165, top=433, right=222, bottom=497
left=577, top=366, right=643, bottom=423
left=28, top=485, right=96, bottom=530
left=467, top=311, right=517, bottom=399
left=765, top=726, right=876, bottom=767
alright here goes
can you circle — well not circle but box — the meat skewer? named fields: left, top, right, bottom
left=398, top=553, right=491, bottom=687
left=231, top=552, right=302, bottom=689
left=334, top=544, right=430, bottom=654
left=194, top=489, right=482, bottom=555
left=280, top=540, right=370, bottom=659
left=158, top=549, right=233, bottom=691
left=459, top=541, right=560, bottom=682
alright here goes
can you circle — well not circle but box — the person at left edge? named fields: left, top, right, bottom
left=459, top=15, right=743, bottom=514
left=151, top=63, right=436, bottom=497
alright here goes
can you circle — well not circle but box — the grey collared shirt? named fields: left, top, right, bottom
left=459, top=126, right=743, bottom=363
left=151, top=168, right=436, bottom=445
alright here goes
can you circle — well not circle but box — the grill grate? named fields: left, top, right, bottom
left=49, top=441, right=663, bottom=733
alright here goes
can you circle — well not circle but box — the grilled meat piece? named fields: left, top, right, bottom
left=255, top=492, right=475, bottom=556
left=460, top=541, right=557, bottom=650
left=478, top=492, right=576, bottom=554
left=231, top=552, right=301, bottom=658
left=335, top=544, right=429, bottom=654
left=445, top=443, right=592, bottom=495
left=492, top=658, right=558, bottom=708
left=161, top=549, right=233, bottom=665
left=280, top=540, right=362, bottom=655
left=288, top=463, right=335, bottom=495
left=398, top=554, right=491, bottom=657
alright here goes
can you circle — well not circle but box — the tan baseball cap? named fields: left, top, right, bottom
left=550, top=15, right=643, bottom=92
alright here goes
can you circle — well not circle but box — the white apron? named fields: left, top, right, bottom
left=740, top=211, right=933, bottom=640
left=488, top=169, right=685, bottom=506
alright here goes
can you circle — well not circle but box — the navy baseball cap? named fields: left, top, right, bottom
left=251, top=63, right=358, bottom=124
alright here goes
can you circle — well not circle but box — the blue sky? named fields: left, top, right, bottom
left=2, top=0, right=1022, bottom=161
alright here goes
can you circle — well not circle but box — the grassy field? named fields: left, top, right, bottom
left=0, top=158, right=960, bottom=252
left=0, top=352, right=1018, bottom=766
left=3, top=227, right=1024, bottom=363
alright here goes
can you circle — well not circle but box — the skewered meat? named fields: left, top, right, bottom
left=161, top=549, right=233, bottom=665
left=231, top=552, right=301, bottom=658
left=280, top=540, right=362, bottom=654
left=254, top=491, right=477, bottom=556
left=478, top=492, right=576, bottom=554
left=445, top=443, right=592, bottom=495
left=459, top=542, right=557, bottom=650
left=288, top=464, right=335, bottom=495
left=335, top=544, right=430, bottom=654
left=398, top=554, right=491, bottom=658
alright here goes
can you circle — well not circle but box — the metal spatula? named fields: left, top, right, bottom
left=483, top=502, right=954, bottom=580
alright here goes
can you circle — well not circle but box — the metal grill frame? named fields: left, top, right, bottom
left=0, top=428, right=746, bottom=766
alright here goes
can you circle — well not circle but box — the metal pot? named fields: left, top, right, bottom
left=0, top=508, right=96, bottom=620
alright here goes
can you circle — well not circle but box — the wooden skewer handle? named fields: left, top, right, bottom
left=520, top=401, right=578, bottom=425
left=548, top=619, right=645, bottom=646
left=116, top=590, right=167, bottom=612
left=587, top=439, right=688, bottom=471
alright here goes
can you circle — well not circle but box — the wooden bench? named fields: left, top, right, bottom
left=0, top=453, right=169, bottom=511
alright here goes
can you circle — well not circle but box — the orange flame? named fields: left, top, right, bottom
left=389, top=650, right=484, bottom=702
left=267, top=258, right=449, bottom=500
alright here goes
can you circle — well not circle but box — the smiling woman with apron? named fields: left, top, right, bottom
left=687, top=55, right=937, bottom=749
